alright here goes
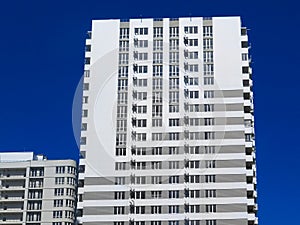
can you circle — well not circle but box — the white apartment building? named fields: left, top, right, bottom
left=0, top=152, right=77, bottom=225
left=78, top=17, right=257, bottom=225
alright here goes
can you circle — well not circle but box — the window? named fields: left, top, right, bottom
left=190, top=190, right=200, bottom=198
left=188, top=39, right=198, bottom=46
left=119, top=53, right=129, bottom=64
left=152, top=133, right=163, bottom=141
left=135, top=206, right=145, bottom=214
left=188, top=51, right=198, bottom=59
left=153, top=65, right=163, bottom=76
left=152, top=147, right=162, bottom=155
left=151, top=191, right=162, bottom=198
left=82, top=96, right=88, bottom=104
left=153, top=40, right=163, bottom=50
left=204, top=132, right=215, bottom=140
left=117, top=106, right=127, bottom=118
left=116, top=133, right=126, bottom=145
left=169, top=118, right=179, bottom=127
left=136, top=79, right=147, bottom=87
left=169, top=132, right=179, bottom=140
left=204, top=118, right=215, bottom=126
left=118, top=66, right=128, bottom=77
left=114, top=206, right=125, bottom=215
left=115, top=192, right=125, bottom=200
left=169, top=147, right=179, bottom=154
left=135, top=176, right=146, bottom=184
left=189, top=205, right=201, bottom=213
left=206, top=205, right=216, bottom=213
left=203, top=39, right=213, bottom=49
left=136, top=133, right=146, bottom=141
left=152, top=92, right=162, bottom=103
left=169, top=91, right=179, bottom=103
left=154, top=27, right=163, bottom=38
left=204, top=77, right=214, bottom=85
left=203, top=26, right=213, bottom=37
left=85, top=57, right=90, bottom=65
left=84, top=70, right=90, bottom=77
left=189, top=91, right=199, bottom=99
left=206, top=221, right=216, bottom=225
left=203, top=51, right=213, bottom=62
left=56, top=166, right=65, bottom=174
left=205, top=190, right=216, bottom=198
left=53, top=211, right=63, bottom=218
left=136, top=147, right=146, bottom=155
left=169, top=176, right=179, bottom=184
left=168, top=105, right=178, bottom=113
left=241, top=41, right=248, bottom=48
left=54, top=188, right=64, bottom=196
left=189, top=104, right=200, bottom=112
left=151, top=176, right=162, bottom=184
left=153, top=78, right=163, bottom=90
left=189, top=175, right=200, bottom=183
left=189, top=118, right=200, bottom=126
left=152, top=105, right=162, bottom=117
left=116, top=120, right=127, bottom=131
left=168, top=78, right=179, bottom=90
left=138, top=65, right=148, bottom=73
left=115, top=162, right=127, bottom=170
left=117, top=92, right=128, bottom=103
left=189, top=132, right=200, bottom=140
left=136, top=92, right=147, bottom=100
left=153, top=52, right=163, bottom=63
left=135, top=28, right=148, bottom=35
left=169, top=190, right=179, bottom=198
left=151, top=206, right=162, bottom=214
left=169, top=52, right=179, bottom=63
left=135, top=191, right=146, bottom=199
left=137, top=105, right=147, bottom=114
left=135, top=40, right=148, bottom=48
left=137, top=119, right=147, bottom=127
left=170, top=27, right=179, bottom=37
left=188, top=64, right=199, bottom=72
left=204, top=104, right=214, bottom=112
left=134, top=52, right=148, bottom=61
left=55, top=177, right=64, bottom=185
left=169, top=161, right=179, bottom=169
left=204, top=91, right=214, bottom=98
left=170, top=39, right=179, bottom=50
left=169, top=65, right=179, bottom=76
left=205, top=175, right=216, bottom=183
left=118, top=79, right=128, bottom=90
left=184, top=26, right=198, bottom=34
left=242, top=53, right=248, bottom=61
left=205, top=146, right=215, bottom=154
left=53, top=199, right=63, bottom=207
left=115, top=177, right=125, bottom=185
left=204, top=64, right=214, bottom=75
left=152, top=118, right=162, bottom=127
left=119, top=41, right=129, bottom=51
left=205, top=160, right=216, bottom=168
left=120, top=28, right=129, bottom=39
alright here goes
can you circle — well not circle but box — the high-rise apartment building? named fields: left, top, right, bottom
left=78, top=17, right=257, bottom=225
left=0, top=152, right=77, bottom=225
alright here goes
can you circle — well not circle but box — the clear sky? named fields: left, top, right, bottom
left=0, top=0, right=299, bottom=224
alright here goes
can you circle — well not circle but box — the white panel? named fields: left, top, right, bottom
left=85, top=20, right=120, bottom=177
left=213, top=17, right=243, bottom=90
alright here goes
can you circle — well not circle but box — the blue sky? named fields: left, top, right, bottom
left=0, top=0, right=299, bottom=224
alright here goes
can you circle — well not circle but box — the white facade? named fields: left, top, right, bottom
left=0, top=152, right=77, bottom=225
left=78, top=17, right=257, bottom=225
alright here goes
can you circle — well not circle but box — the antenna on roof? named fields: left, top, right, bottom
left=140, top=14, right=143, bottom=22
left=189, top=13, right=192, bottom=21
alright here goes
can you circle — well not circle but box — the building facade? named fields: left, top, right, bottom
left=0, top=152, right=77, bottom=225
left=78, top=17, right=257, bottom=225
